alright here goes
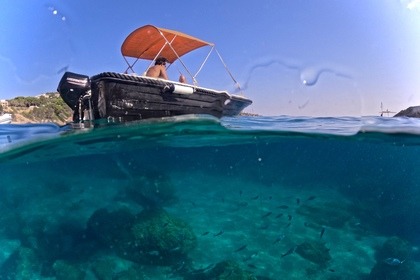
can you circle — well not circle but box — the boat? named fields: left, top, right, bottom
left=379, top=102, right=396, bottom=117
left=0, top=113, right=12, bottom=124
left=57, top=25, right=252, bottom=124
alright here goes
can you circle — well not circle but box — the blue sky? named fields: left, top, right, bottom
left=1, top=0, right=420, bottom=116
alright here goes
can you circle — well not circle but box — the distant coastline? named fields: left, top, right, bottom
left=0, top=93, right=72, bottom=125
left=394, top=105, right=420, bottom=118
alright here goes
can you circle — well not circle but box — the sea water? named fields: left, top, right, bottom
left=1, top=115, right=420, bottom=280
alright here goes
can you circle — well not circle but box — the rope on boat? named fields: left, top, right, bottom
left=92, top=72, right=165, bottom=86
left=91, top=72, right=227, bottom=96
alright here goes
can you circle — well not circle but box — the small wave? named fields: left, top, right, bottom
left=1, top=115, right=420, bottom=163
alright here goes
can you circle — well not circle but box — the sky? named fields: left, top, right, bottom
left=1, top=0, right=420, bottom=117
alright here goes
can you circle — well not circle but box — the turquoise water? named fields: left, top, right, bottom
left=1, top=115, right=420, bottom=279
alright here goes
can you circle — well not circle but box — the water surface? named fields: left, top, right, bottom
left=1, top=115, right=419, bottom=279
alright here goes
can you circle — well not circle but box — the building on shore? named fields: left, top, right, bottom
left=0, top=99, right=9, bottom=109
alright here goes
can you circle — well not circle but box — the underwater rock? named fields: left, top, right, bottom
left=91, top=257, right=148, bottom=280
left=87, top=207, right=136, bottom=246
left=125, top=172, right=178, bottom=209
left=369, top=236, right=418, bottom=280
left=295, top=240, right=331, bottom=267
left=91, top=258, right=116, bottom=280
left=122, top=208, right=197, bottom=265
left=52, top=260, right=85, bottom=280
left=184, top=260, right=257, bottom=280
left=113, top=265, right=147, bottom=280
left=86, top=207, right=196, bottom=266
left=0, top=247, right=40, bottom=280
left=410, top=245, right=420, bottom=262
left=296, top=201, right=352, bottom=228
left=0, top=239, right=20, bottom=267
left=369, top=259, right=416, bottom=280
left=374, top=236, right=411, bottom=262
left=19, top=218, right=95, bottom=263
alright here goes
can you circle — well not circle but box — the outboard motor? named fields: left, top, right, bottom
left=57, top=72, right=92, bottom=123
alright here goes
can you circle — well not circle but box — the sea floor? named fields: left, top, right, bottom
left=1, top=165, right=418, bottom=279
left=167, top=171, right=382, bottom=279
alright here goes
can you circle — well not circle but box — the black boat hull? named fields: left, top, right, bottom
left=58, top=72, right=252, bottom=123
left=223, top=95, right=253, bottom=117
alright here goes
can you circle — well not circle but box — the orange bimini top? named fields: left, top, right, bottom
left=121, top=25, right=214, bottom=64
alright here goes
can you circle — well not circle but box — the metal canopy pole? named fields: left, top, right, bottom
left=193, top=45, right=214, bottom=85
left=123, top=56, right=140, bottom=74
left=215, top=48, right=242, bottom=93
left=157, top=30, right=198, bottom=85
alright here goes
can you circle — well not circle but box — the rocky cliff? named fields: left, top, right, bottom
left=394, top=106, right=420, bottom=118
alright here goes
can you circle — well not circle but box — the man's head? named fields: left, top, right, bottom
left=155, top=57, right=168, bottom=66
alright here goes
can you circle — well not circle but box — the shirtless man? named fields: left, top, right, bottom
left=145, top=57, right=169, bottom=80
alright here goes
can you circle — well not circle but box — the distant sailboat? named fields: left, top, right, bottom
left=379, top=102, right=396, bottom=117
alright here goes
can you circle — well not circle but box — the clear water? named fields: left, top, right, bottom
left=1, top=115, right=420, bottom=279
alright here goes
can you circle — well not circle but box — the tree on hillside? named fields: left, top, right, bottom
left=8, top=96, right=41, bottom=107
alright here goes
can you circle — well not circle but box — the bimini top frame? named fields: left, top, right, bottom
left=120, top=24, right=241, bottom=90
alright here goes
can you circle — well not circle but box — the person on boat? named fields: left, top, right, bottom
left=145, top=57, right=169, bottom=80
left=179, top=73, right=187, bottom=83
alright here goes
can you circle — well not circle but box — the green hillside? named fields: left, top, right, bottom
left=2, top=93, right=72, bottom=125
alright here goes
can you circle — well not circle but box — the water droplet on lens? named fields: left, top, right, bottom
left=300, top=65, right=352, bottom=87
left=300, top=68, right=320, bottom=86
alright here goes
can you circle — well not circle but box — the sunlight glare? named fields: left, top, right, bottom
left=402, top=0, right=420, bottom=11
